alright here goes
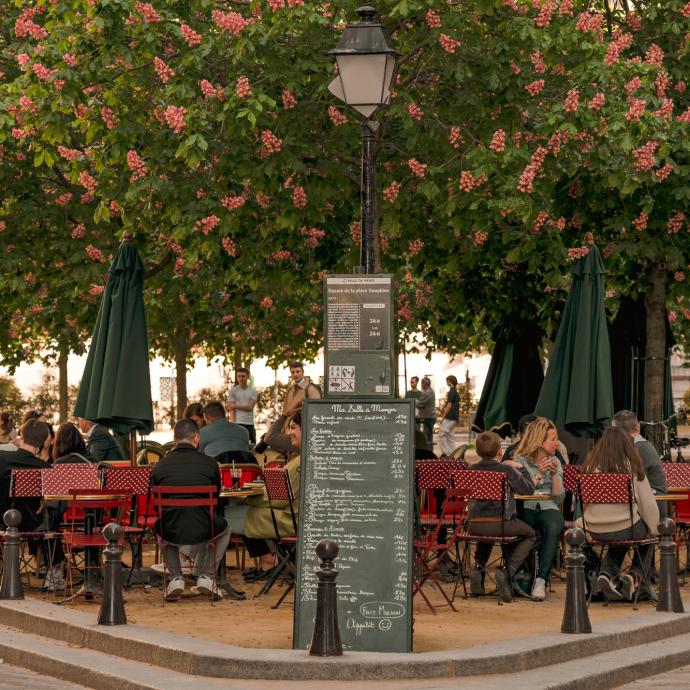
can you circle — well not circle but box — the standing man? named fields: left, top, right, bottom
left=77, top=418, right=126, bottom=461
left=199, top=402, right=250, bottom=458
left=438, top=375, right=460, bottom=457
left=405, top=377, right=421, bottom=431
left=415, top=377, right=436, bottom=448
left=612, top=409, right=668, bottom=516
left=227, top=368, right=258, bottom=444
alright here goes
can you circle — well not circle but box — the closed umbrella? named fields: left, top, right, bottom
left=473, top=320, right=544, bottom=438
left=534, top=239, right=613, bottom=436
left=74, top=238, right=153, bottom=453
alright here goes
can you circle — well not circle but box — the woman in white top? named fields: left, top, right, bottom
left=581, top=427, right=659, bottom=602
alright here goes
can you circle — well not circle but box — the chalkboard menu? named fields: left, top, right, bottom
left=324, top=275, right=395, bottom=397
left=294, top=399, right=414, bottom=653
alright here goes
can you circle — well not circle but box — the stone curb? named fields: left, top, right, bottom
left=1, top=599, right=690, bottom=681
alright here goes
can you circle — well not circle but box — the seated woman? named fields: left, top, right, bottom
left=508, top=417, right=565, bottom=601
left=183, top=402, right=206, bottom=429
left=0, top=412, right=17, bottom=450
left=225, top=412, right=301, bottom=579
left=580, top=426, right=659, bottom=602
left=467, top=431, right=537, bottom=602
left=52, top=422, right=98, bottom=465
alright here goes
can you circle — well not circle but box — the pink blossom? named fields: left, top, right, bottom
left=32, top=63, right=54, bottom=81
left=211, top=10, right=247, bottom=35
left=575, top=12, right=604, bottom=33
left=472, top=231, right=488, bottom=247
left=407, top=158, right=427, bottom=178
left=676, top=81, right=687, bottom=94
left=517, top=146, right=548, bottom=193
left=16, top=53, right=30, bottom=69
left=645, top=44, right=664, bottom=67
left=681, top=2, right=690, bottom=18
left=669, top=310, right=678, bottom=324
left=270, top=250, right=292, bottom=261
left=384, top=181, right=401, bottom=203
left=235, top=75, right=252, bottom=98
left=667, top=212, right=685, bottom=234
left=559, top=0, right=573, bottom=15
left=588, top=92, right=605, bottom=110
left=350, top=221, right=361, bottom=244
left=655, top=70, right=669, bottom=98
left=135, top=2, right=161, bottom=23
left=632, top=140, right=658, bottom=172
left=563, top=88, right=579, bottom=113
left=625, top=77, right=641, bottom=95
left=675, top=272, right=686, bottom=282
left=625, top=98, right=646, bottom=122
left=199, top=80, right=224, bottom=99
left=567, top=246, right=589, bottom=260
left=221, top=195, right=245, bottom=211
left=459, top=170, right=485, bottom=192
left=101, top=107, right=117, bottom=129
left=426, top=10, right=441, bottom=29
left=180, top=23, right=201, bottom=46
left=633, top=212, right=648, bottom=231
left=260, top=296, right=274, bottom=308
left=222, top=237, right=237, bottom=256
left=653, top=98, right=673, bottom=120
left=439, top=34, right=461, bottom=54
left=55, top=192, right=72, bottom=206
left=489, top=129, right=506, bottom=152
left=292, top=186, right=307, bottom=208
left=268, top=0, right=285, bottom=9
left=71, top=223, right=85, bottom=239
left=531, top=51, right=546, bottom=74
left=408, top=239, right=424, bottom=256
left=677, top=107, right=690, bottom=123
left=89, top=285, right=105, bottom=296
left=63, top=53, right=78, bottom=67
left=535, top=1, right=555, bottom=28
left=531, top=211, right=549, bottom=234
left=327, top=105, right=347, bottom=126
left=15, top=9, right=49, bottom=40
left=164, top=105, right=187, bottom=133
left=259, top=129, right=282, bottom=156
left=127, top=150, right=148, bottom=182
left=255, top=191, right=270, bottom=208
left=57, top=145, right=81, bottom=161
left=281, top=90, right=297, bottom=109
left=154, top=57, right=175, bottom=83
left=510, top=61, right=521, bottom=76
left=449, top=126, right=463, bottom=148
left=406, top=103, right=423, bottom=121
left=300, top=226, right=325, bottom=248
left=78, top=171, right=97, bottom=193
left=195, top=215, right=220, bottom=235
left=525, top=79, right=545, bottom=96
left=85, top=244, right=104, bottom=262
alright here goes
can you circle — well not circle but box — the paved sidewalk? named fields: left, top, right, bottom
left=618, top=664, right=690, bottom=688
left=0, top=662, right=86, bottom=689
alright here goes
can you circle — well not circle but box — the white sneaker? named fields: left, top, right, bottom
left=164, top=576, right=185, bottom=601
left=194, top=575, right=222, bottom=601
left=44, top=566, right=66, bottom=592
left=151, top=562, right=192, bottom=576
left=531, top=577, right=546, bottom=601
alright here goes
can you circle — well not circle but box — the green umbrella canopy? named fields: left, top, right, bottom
left=535, top=242, right=613, bottom=437
left=73, top=240, right=153, bottom=434
left=473, top=320, right=544, bottom=438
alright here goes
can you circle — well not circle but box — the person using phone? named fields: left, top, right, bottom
left=506, top=417, right=564, bottom=601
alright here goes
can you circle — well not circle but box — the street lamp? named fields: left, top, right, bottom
left=329, top=6, right=400, bottom=274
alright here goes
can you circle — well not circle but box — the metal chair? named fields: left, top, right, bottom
left=577, top=472, right=658, bottom=608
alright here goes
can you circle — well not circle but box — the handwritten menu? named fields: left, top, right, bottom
left=293, top=399, right=414, bottom=653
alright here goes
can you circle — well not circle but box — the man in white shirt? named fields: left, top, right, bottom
left=227, top=368, right=258, bottom=444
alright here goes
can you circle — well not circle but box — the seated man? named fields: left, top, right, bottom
left=466, top=431, right=537, bottom=602
left=77, top=418, right=126, bottom=461
left=152, top=418, right=240, bottom=601
left=0, top=419, right=66, bottom=590
left=199, top=401, right=250, bottom=458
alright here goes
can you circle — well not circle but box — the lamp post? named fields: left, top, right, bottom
left=329, top=6, right=400, bottom=274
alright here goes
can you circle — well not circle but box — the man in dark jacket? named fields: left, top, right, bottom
left=77, top=418, right=126, bottom=461
left=152, top=418, right=238, bottom=601
left=467, top=431, right=537, bottom=602
left=612, top=410, right=668, bottom=517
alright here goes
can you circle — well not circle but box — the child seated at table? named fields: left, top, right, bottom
left=466, top=431, right=537, bottom=602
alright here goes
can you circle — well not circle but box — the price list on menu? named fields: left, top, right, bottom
left=293, top=399, right=414, bottom=653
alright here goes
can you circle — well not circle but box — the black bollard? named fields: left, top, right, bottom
left=561, top=527, right=592, bottom=634
left=309, top=540, right=343, bottom=656
left=98, top=523, right=127, bottom=625
left=656, top=518, right=684, bottom=614
left=0, top=509, right=24, bottom=600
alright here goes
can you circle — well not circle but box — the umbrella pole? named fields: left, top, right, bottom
left=130, top=432, right=137, bottom=467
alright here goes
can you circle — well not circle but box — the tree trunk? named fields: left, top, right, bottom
left=172, top=336, right=188, bottom=421
left=644, top=261, right=667, bottom=452
left=58, top=349, right=69, bottom=423
left=233, top=345, right=242, bottom=377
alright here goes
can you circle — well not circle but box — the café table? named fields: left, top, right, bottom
left=515, top=494, right=556, bottom=501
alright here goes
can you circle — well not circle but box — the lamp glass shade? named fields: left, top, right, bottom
left=333, top=53, right=396, bottom=118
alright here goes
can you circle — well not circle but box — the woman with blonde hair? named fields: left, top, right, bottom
left=580, top=427, right=658, bottom=602
left=505, top=417, right=564, bottom=601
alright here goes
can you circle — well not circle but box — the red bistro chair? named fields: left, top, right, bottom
left=661, top=463, right=690, bottom=571
left=577, top=473, right=658, bottom=608
left=258, top=466, right=298, bottom=609
left=453, top=469, right=522, bottom=604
